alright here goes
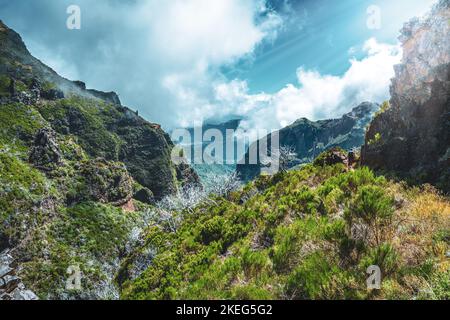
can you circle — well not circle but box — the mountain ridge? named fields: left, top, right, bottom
left=0, top=19, right=199, bottom=299
left=236, top=101, right=379, bottom=181
left=0, top=19, right=199, bottom=199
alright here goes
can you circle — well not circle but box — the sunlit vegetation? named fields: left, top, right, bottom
left=120, top=158, right=450, bottom=300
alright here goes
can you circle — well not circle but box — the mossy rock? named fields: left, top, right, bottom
left=67, top=158, right=133, bottom=206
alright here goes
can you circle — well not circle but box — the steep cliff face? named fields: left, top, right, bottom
left=237, top=102, right=378, bottom=181
left=0, top=21, right=199, bottom=299
left=0, top=20, right=196, bottom=199
left=361, top=0, right=450, bottom=191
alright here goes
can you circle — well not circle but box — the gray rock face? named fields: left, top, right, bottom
left=29, top=127, right=62, bottom=171
left=0, top=250, right=38, bottom=300
left=362, top=0, right=450, bottom=192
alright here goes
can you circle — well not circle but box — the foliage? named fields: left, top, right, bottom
left=368, top=133, right=382, bottom=146
left=20, top=202, right=140, bottom=299
left=0, top=74, right=10, bottom=97
left=121, top=157, right=450, bottom=300
left=375, top=101, right=391, bottom=117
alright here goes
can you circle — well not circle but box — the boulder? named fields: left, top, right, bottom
left=68, top=158, right=134, bottom=206
left=12, top=288, right=38, bottom=300
left=133, top=187, right=155, bottom=205
left=313, top=147, right=349, bottom=167
left=0, top=265, right=13, bottom=278
left=2, top=275, right=20, bottom=292
left=0, top=249, right=39, bottom=300
left=29, top=127, right=62, bottom=171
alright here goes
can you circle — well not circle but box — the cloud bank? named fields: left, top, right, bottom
left=188, top=38, right=401, bottom=135
left=0, top=0, right=281, bottom=128
left=0, top=0, right=401, bottom=134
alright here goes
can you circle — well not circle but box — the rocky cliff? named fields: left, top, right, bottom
left=0, top=20, right=199, bottom=299
left=0, top=19, right=198, bottom=200
left=237, top=102, right=378, bottom=181
left=361, top=0, right=450, bottom=192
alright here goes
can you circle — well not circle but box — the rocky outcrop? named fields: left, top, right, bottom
left=115, top=112, right=181, bottom=200
left=69, top=158, right=134, bottom=206
left=237, top=102, right=378, bottom=181
left=29, top=128, right=62, bottom=171
left=0, top=20, right=200, bottom=200
left=176, top=162, right=202, bottom=189
left=0, top=249, right=38, bottom=300
left=87, top=89, right=121, bottom=105
left=313, top=147, right=349, bottom=168
left=361, top=0, right=450, bottom=192
left=133, top=187, right=155, bottom=205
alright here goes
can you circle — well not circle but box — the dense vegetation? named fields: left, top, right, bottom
left=121, top=152, right=449, bottom=300
left=0, top=98, right=150, bottom=299
left=0, top=19, right=196, bottom=299
left=1, top=17, right=449, bottom=301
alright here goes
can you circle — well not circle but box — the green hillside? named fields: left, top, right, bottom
left=120, top=149, right=449, bottom=300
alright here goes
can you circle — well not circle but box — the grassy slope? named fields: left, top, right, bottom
left=121, top=158, right=449, bottom=300
left=0, top=98, right=149, bottom=299
left=0, top=21, right=178, bottom=296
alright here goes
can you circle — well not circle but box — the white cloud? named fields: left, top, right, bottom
left=126, top=0, right=282, bottom=128
left=10, top=0, right=282, bottom=129
left=193, top=38, right=402, bottom=136
left=6, top=1, right=400, bottom=134
left=138, top=0, right=281, bottom=66
left=144, top=0, right=282, bottom=128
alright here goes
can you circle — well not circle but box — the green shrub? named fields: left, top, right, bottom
left=0, top=75, right=11, bottom=96
left=375, top=101, right=390, bottom=117
left=0, top=148, right=52, bottom=243
left=21, top=202, right=138, bottom=298
left=231, top=284, right=273, bottom=300
left=349, top=185, right=394, bottom=222
left=120, top=160, right=449, bottom=301
left=0, top=103, right=46, bottom=152
left=368, top=133, right=382, bottom=146
left=359, top=243, right=399, bottom=277
left=285, top=253, right=353, bottom=299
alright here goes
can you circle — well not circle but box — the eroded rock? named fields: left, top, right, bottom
left=29, top=127, right=62, bottom=171
left=313, top=147, right=349, bottom=167
left=69, top=158, right=134, bottom=206
left=362, top=0, right=450, bottom=191
left=0, top=250, right=38, bottom=300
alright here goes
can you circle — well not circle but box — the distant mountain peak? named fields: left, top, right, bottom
left=236, top=102, right=379, bottom=181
